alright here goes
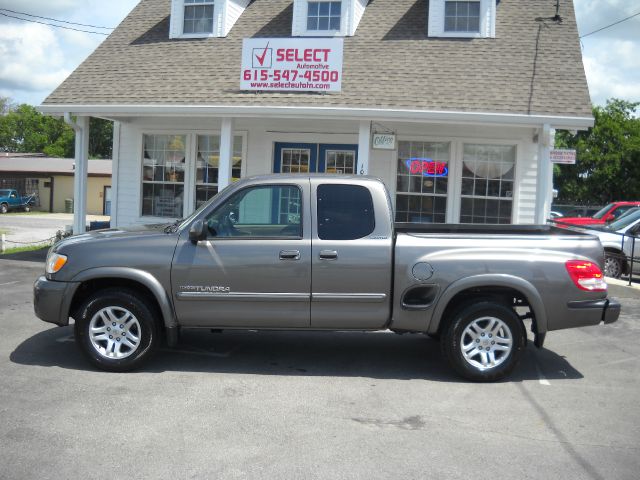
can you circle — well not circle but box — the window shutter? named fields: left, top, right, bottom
left=169, top=0, right=184, bottom=39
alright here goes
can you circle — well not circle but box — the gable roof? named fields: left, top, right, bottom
left=0, top=155, right=112, bottom=176
left=42, top=0, right=592, bottom=119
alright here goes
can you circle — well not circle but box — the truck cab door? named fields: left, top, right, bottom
left=172, top=181, right=312, bottom=328
left=310, top=180, right=393, bottom=329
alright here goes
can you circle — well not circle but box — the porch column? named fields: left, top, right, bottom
left=535, top=123, right=552, bottom=224
left=358, top=121, right=371, bottom=175
left=218, top=118, right=234, bottom=190
left=66, top=115, right=89, bottom=234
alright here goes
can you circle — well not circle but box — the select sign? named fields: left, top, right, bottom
left=550, top=149, right=576, bottom=164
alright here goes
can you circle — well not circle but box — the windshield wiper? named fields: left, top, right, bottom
left=163, top=219, right=182, bottom=233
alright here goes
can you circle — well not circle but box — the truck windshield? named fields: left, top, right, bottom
left=593, top=203, right=615, bottom=219
left=607, top=208, right=640, bottom=232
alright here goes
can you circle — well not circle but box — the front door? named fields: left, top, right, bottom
left=172, top=182, right=312, bottom=328
left=275, top=143, right=358, bottom=174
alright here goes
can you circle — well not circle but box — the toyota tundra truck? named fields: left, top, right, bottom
left=33, top=175, right=620, bottom=381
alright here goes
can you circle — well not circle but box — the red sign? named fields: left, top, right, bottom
left=405, top=158, right=448, bottom=177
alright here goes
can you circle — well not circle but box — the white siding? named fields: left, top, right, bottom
left=224, top=0, right=250, bottom=36
left=113, top=117, right=540, bottom=227
left=350, top=0, right=368, bottom=36
left=168, top=0, right=183, bottom=39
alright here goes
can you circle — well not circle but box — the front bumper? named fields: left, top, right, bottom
left=33, top=276, right=79, bottom=326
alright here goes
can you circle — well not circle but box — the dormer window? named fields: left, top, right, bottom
left=444, top=1, right=480, bottom=33
left=428, top=0, right=495, bottom=38
left=169, top=0, right=249, bottom=38
left=292, top=0, right=368, bottom=37
left=307, top=2, right=342, bottom=31
left=183, top=0, right=214, bottom=35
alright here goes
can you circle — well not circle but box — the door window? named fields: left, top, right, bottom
left=205, top=185, right=302, bottom=238
left=396, top=141, right=450, bottom=223
left=317, top=184, right=375, bottom=240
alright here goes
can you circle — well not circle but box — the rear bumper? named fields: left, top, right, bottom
left=566, top=298, right=621, bottom=326
left=33, top=276, right=79, bottom=326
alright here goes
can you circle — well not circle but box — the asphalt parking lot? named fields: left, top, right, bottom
left=1, top=256, right=639, bottom=480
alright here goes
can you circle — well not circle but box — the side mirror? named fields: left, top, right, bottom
left=189, top=219, right=207, bottom=244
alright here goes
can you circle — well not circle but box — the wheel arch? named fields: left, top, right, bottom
left=429, top=274, right=547, bottom=335
left=69, top=268, right=176, bottom=331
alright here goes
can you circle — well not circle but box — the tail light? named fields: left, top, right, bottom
left=565, top=260, right=607, bottom=291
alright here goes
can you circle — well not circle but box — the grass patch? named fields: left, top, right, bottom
left=0, top=228, right=10, bottom=235
left=3, top=211, right=47, bottom=216
left=1, top=243, right=52, bottom=255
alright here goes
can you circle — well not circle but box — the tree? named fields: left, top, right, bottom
left=554, top=99, right=640, bottom=204
left=0, top=98, right=113, bottom=158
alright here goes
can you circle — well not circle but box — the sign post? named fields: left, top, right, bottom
left=240, top=38, right=343, bottom=92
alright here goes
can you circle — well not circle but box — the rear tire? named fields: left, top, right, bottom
left=74, top=288, right=159, bottom=372
left=442, top=301, right=526, bottom=382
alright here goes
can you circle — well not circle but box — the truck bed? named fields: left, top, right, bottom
left=394, top=223, right=588, bottom=236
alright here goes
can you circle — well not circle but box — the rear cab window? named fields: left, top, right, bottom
left=316, top=184, right=375, bottom=240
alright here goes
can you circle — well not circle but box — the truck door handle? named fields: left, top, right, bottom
left=319, top=250, right=338, bottom=260
left=279, top=250, right=300, bottom=260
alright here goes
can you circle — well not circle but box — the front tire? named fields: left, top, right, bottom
left=442, top=301, right=526, bottom=382
left=75, top=288, right=159, bottom=372
left=23, top=205, right=31, bottom=212
left=0, top=203, right=7, bottom=214
left=604, top=254, right=623, bottom=279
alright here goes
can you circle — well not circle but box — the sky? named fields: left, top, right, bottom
left=0, top=0, right=638, bottom=108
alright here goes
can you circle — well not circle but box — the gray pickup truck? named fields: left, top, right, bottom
left=34, top=175, right=620, bottom=381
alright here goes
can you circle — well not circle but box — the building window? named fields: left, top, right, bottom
left=307, top=1, right=342, bottom=31
left=325, top=150, right=355, bottom=174
left=444, top=1, right=480, bottom=33
left=183, top=0, right=214, bottom=34
left=195, top=135, right=243, bottom=208
left=395, top=141, right=450, bottom=224
left=142, top=134, right=186, bottom=218
left=460, top=144, right=515, bottom=224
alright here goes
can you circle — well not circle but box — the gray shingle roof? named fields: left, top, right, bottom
left=43, top=0, right=592, bottom=118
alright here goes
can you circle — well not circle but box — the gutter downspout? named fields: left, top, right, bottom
left=64, top=113, right=89, bottom=234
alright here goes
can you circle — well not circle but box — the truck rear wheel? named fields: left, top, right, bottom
left=442, top=301, right=525, bottom=382
left=74, top=288, right=159, bottom=372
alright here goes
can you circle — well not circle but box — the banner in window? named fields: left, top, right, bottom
left=240, top=38, right=343, bottom=92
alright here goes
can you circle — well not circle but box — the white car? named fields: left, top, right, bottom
left=578, top=208, right=640, bottom=278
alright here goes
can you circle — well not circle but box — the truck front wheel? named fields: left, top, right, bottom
left=0, top=203, right=7, bottom=214
left=74, top=288, right=159, bottom=372
left=442, top=301, right=525, bottom=382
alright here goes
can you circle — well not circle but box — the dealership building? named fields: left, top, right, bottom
left=40, top=0, right=592, bottom=233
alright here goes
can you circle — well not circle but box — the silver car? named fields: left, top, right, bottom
left=579, top=208, right=640, bottom=278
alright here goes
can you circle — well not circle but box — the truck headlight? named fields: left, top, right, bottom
left=46, top=253, right=68, bottom=274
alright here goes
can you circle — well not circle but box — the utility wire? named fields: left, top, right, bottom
left=580, top=10, right=640, bottom=38
left=0, top=12, right=110, bottom=35
left=0, top=7, right=114, bottom=29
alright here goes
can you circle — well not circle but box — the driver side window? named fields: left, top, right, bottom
left=205, top=185, right=302, bottom=238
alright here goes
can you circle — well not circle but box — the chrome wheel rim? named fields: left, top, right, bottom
left=461, top=316, right=513, bottom=371
left=604, top=256, right=621, bottom=278
left=89, top=307, right=141, bottom=360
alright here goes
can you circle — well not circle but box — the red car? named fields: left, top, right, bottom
left=556, top=201, right=640, bottom=226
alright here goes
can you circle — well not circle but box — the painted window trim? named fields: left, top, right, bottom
left=137, top=129, right=247, bottom=221
left=295, top=0, right=349, bottom=37
left=428, top=0, right=496, bottom=39
left=170, top=0, right=219, bottom=39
